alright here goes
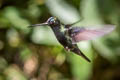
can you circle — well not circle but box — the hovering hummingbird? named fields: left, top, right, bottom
left=29, top=17, right=115, bottom=62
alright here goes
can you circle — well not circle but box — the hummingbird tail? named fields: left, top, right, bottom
left=71, top=48, right=91, bottom=62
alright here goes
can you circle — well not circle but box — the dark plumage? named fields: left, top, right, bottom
left=29, top=17, right=115, bottom=62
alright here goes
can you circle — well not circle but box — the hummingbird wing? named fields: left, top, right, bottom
left=68, top=25, right=115, bottom=43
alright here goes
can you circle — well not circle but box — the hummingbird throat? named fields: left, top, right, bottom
left=60, top=25, right=66, bottom=33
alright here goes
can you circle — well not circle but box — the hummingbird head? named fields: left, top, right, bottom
left=46, top=17, right=60, bottom=26
left=29, top=17, right=61, bottom=27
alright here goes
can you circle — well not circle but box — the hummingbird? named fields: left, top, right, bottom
left=29, top=17, right=115, bottom=62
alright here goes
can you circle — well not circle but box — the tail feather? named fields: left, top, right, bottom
left=71, top=46, right=91, bottom=62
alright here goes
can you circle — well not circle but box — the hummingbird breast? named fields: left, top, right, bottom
left=51, top=26, right=70, bottom=47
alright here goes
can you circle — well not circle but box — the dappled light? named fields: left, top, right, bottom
left=0, top=0, right=120, bottom=80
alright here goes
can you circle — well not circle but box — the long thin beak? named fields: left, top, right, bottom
left=29, top=22, right=48, bottom=27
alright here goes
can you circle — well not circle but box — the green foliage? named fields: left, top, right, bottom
left=0, top=0, right=120, bottom=80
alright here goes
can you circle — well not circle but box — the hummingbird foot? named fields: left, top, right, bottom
left=64, top=46, right=70, bottom=52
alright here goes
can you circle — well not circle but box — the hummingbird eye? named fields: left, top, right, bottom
left=50, top=19, right=55, bottom=24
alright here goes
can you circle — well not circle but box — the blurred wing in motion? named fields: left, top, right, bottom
left=68, top=25, right=115, bottom=43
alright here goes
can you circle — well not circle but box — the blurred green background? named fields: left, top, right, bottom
left=0, top=0, right=120, bottom=80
